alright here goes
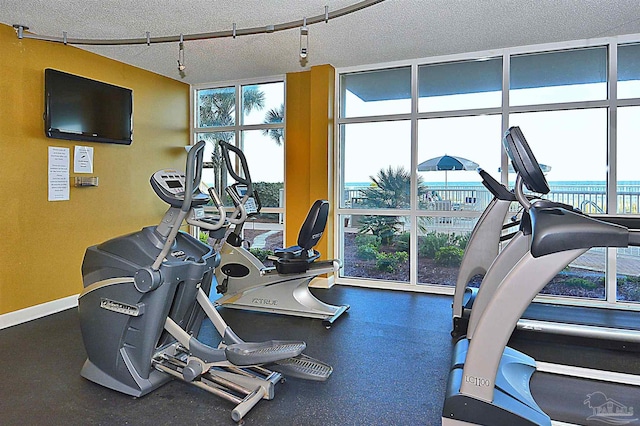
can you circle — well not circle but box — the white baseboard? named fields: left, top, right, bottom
left=0, top=294, right=79, bottom=330
left=310, top=275, right=335, bottom=289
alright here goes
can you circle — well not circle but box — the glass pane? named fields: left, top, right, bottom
left=418, top=58, right=502, bottom=112
left=242, top=219, right=284, bottom=254
left=417, top=115, right=501, bottom=211
left=417, top=215, right=477, bottom=286
left=241, top=82, right=285, bottom=126
left=203, top=220, right=284, bottom=262
left=240, top=129, right=284, bottom=222
left=196, top=132, right=235, bottom=203
left=510, top=47, right=607, bottom=106
left=341, top=214, right=410, bottom=282
left=617, top=247, right=640, bottom=302
left=540, top=248, right=605, bottom=300
left=617, top=106, right=640, bottom=214
left=341, top=121, right=411, bottom=209
left=510, top=109, right=607, bottom=211
left=241, top=130, right=284, bottom=187
left=618, top=43, right=640, bottom=99
left=340, top=67, right=411, bottom=118
left=196, top=87, right=236, bottom=127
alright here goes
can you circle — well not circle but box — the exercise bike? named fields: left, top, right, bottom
left=211, top=140, right=349, bottom=328
left=78, top=140, right=332, bottom=424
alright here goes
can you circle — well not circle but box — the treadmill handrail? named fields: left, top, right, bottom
left=478, top=168, right=516, bottom=201
left=529, top=203, right=629, bottom=258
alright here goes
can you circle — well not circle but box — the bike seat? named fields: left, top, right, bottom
left=273, top=199, right=328, bottom=261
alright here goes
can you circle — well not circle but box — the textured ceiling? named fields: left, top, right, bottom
left=2, top=0, right=640, bottom=85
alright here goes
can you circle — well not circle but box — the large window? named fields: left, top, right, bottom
left=193, top=79, right=285, bottom=249
left=337, top=39, right=640, bottom=307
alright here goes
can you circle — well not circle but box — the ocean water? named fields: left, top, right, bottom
left=346, top=181, right=640, bottom=189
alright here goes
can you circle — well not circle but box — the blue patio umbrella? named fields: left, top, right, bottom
left=417, top=154, right=479, bottom=186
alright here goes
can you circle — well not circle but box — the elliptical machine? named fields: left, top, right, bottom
left=211, top=140, right=349, bottom=328
left=78, top=141, right=332, bottom=424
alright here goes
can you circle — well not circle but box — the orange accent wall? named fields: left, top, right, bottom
left=0, top=24, right=190, bottom=314
left=285, top=65, right=335, bottom=261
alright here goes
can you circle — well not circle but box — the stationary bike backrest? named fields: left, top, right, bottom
left=298, top=200, right=329, bottom=251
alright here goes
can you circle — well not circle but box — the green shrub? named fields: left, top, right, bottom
left=375, top=251, right=408, bottom=272
left=419, top=232, right=456, bottom=258
left=435, top=246, right=464, bottom=267
left=394, top=232, right=411, bottom=253
left=358, top=215, right=400, bottom=245
left=620, top=274, right=640, bottom=285
left=249, top=247, right=274, bottom=263
left=564, top=277, right=599, bottom=290
left=457, top=232, right=471, bottom=251
left=355, top=233, right=382, bottom=249
left=199, top=231, right=210, bottom=244
left=252, top=182, right=283, bottom=208
left=356, top=243, right=379, bottom=260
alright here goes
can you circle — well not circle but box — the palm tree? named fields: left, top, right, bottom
left=361, top=166, right=426, bottom=209
left=358, top=166, right=427, bottom=244
left=198, top=87, right=266, bottom=192
left=261, top=103, right=284, bottom=146
left=198, top=87, right=265, bottom=127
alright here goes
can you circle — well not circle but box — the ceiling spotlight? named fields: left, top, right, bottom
left=299, top=18, right=309, bottom=62
left=177, top=33, right=185, bottom=73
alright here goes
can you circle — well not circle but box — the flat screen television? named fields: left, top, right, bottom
left=44, top=69, right=133, bottom=145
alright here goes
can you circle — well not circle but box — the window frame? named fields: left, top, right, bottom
left=335, top=35, right=640, bottom=311
left=191, top=75, right=286, bottom=233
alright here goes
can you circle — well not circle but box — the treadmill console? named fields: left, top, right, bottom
left=151, top=168, right=209, bottom=208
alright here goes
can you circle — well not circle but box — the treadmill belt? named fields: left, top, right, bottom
left=532, top=372, right=640, bottom=425
left=508, top=335, right=640, bottom=375
left=523, top=303, right=640, bottom=331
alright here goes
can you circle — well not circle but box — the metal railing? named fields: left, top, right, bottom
left=343, top=183, right=640, bottom=215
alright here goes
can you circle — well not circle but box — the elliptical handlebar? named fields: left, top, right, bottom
left=182, top=140, right=206, bottom=213
left=151, top=140, right=206, bottom=271
left=218, top=140, right=253, bottom=193
left=218, top=140, right=253, bottom=224
left=186, top=186, right=228, bottom=231
left=225, top=186, right=248, bottom=225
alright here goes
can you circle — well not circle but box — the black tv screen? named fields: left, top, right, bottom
left=44, top=69, right=133, bottom=145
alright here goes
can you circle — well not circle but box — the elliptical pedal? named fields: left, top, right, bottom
left=269, top=353, right=333, bottom=381
left=225, top=340, right=306, bottom=366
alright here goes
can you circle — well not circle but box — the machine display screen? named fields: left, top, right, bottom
left=166, top=180, right=182, bottom=189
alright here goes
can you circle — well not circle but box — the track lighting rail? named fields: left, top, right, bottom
left=12, top=0, right=385, bottom=46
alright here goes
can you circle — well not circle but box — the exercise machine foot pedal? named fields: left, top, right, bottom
left=225, top=340, right=306, bottom=366
left=269, top=353, right=333, bottom=381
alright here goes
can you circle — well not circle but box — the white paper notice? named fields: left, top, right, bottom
left=48, top=146, right=70, bottom=201
left=74, top=145, right=94, bottom=173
